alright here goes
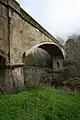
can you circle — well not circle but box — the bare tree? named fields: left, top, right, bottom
left=65, top=34, right=80, bottom=64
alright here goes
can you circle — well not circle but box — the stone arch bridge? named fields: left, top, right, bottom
left=0, top=0, right=65, bottom=92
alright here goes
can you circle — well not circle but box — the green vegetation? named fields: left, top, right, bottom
left=0, top=87, right=80, bottom=120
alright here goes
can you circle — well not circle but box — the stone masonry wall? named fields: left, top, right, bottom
left=8, top=1, right=62, bottom=91
left=0, top=1, right=8, bottom=61
left=9, top=11, right=53, bottom=64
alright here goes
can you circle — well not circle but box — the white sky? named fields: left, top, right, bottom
left=17, top=0, right=80, bottom=40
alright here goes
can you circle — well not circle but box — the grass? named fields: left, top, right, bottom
left=0, top=87, right=80, bottom=120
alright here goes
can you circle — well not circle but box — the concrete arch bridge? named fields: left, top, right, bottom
left=0, top=0, right=65, bottom=92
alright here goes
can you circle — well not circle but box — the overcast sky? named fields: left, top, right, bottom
left=17, top=0, right=80, bottom=40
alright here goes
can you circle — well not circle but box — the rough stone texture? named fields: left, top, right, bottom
left=5, top=68, right=24, bottom=92
left=0, top=3, right=9, bottom=92
left=0, top=3, right=8, bottom=61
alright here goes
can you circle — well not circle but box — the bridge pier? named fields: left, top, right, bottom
left=53, top=57, right=64, bottom=70
left=5, top=67, right=24, bottom=92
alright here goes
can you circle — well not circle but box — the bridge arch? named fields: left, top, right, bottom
left=22, top=42, right=65, bottom=87
left=24, top=42, right=65, bottom=59
left=22, top=42, right=65, bottom=70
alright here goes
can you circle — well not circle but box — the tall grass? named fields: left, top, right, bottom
left=0, top=87, right=80, bottom=120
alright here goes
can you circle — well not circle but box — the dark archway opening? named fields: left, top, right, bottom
left=56, top=62, right=60, bottom=68
left=22, top=52, right=26, bottom=63
left=0, top=55, right=6, bottom=87
left=39, top=44, right=64, bottom=59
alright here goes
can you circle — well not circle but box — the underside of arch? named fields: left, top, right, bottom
left=26, top=42, right=64, bottom=59
left=39, top=44, right=64, bottom=59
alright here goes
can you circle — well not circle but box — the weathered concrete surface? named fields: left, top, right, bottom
left=0, top=2, right=8, bottom=62
left=9, top=11, right=64, bottom=64
left=0, top=0, right=65, bottom=92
